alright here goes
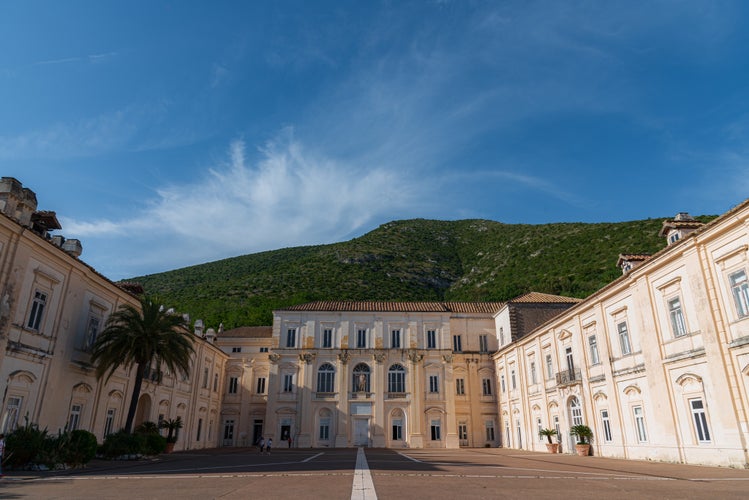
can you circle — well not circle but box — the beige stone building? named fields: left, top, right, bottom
left=494, top=202, right=749, bottom=467
left=0, top=177, right=226, bottom=451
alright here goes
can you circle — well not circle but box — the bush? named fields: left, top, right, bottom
left=5, top=418, right=49, bottom=468
left=100, top=430, right=146, bottom=458
left=65, top=430, right=99, bottom=466
left=142, top=433, right=167, bottom=455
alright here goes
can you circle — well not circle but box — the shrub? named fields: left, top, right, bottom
left=142, top=433, right=167, bottom=455
left=65, top=430, right=99, bottom=466
left=5, top=417, right=49, bottom=467
left=135, top=421, right=160, bottom=435
left=100, top=430, right=146, bottom=458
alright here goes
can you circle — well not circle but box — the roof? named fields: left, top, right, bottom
left=616, top=253, right=652, bottom=267
left=507, top=292, right=582, bottom=304
left=658, top=219, right=705, bottom=237
left=221, top=326, right=273, bottom=338
left=278, top=301, right=505, bottom=314
left=31, top=210, right=62, bottom=230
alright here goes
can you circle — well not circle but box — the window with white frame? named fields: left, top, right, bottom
left=69, top=404, right=82, bottom=431
left=499, top=327, right=505, bottom=346
left=322, top=328, right=333, bottom=348
left=228, top=376, right=239, bottom=394
left=286, top=328, right=297, bottom=348
left=617, top=321, right=632, bottom=355
left=2, top=396, right=22, bottom=433
left=427, top=329, right=437, bottom=349
left=486, top=420, right=495, bottom=441
left=690, top=398, right=711, bottom=443
left=259, top=347, right=269, bottom=353
left=668, top=297, right=687, bottom=337
left=588, top=334, right=600, bottom=365
left=530, top=361, right=537, bottom=384
left=458, top=423, right=468, bottom=441
left=357, top=329, right=367, bottom=348
left=256, top=377, right=266, bottom=394
left=479, top=334, right=489, bottom=353
left=482, top=378, right=492, bottom=396
left=430, top=419, right=441, bottom=440
left=283, top=374, right=294, bottom=393
left=391, top=329, right=401, bottom=349
left=553, top=415, right=560, bottom=440
left=452, top=334, right=462, bottom=353
left=633, top=405, right=648, bottom=442
left=456, top=378, right=465, bottom=395
left=104, top=408, right=116, bottom=437
left=27, top=289, right=48, bottom=331
left=429, top=374, right=440, bottom=393
left=500, top=374, right=506, bottom=393
left=388, top=364, right=406, bottom=393
left=729, top=270, right=749, bottom=318
left=317, top=363, right=335, bottom=393
left=505, top=419, right=511, bottom=446
left=511, top=369, right=517, bottom=390
left=231, top=347, right=242, bottom=353
left=536, top=417, right=543, bottom=441
left=601, top=409, right=612, bottom=442
left=545, top=354, right=553, bottom=379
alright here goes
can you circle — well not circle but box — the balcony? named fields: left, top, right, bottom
left=555, top=368, right=582, bottom=387
left=386, top=392, right=407, bottom=400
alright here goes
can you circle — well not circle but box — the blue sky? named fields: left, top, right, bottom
left=2, top=1, right=748, bottom=281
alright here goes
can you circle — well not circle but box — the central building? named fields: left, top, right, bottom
left=266, top=301, right=503, bottom=448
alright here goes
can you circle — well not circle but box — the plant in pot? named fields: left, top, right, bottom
left=570, top=424, right=593, bottom=456
left=160, top=417, right=183, bottom=453
left=539, top=428, right=559, bottom=453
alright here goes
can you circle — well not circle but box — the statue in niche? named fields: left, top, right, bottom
left=357, top=373, right=367, bottom=392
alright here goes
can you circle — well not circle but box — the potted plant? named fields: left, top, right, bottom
left=570, top=424, right=593, bottom=456
left=160, top=417, right=183, bottom=453
left=539, top=428, right=559, bottom=453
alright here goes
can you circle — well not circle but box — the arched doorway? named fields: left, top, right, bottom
left=134, top=393, right=152, bottom=428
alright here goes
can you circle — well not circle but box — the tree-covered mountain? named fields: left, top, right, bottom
left=129, top=216, right=713, bottom=328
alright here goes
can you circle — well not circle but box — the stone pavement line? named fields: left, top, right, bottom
left=351, top=447, right=377, bottom=500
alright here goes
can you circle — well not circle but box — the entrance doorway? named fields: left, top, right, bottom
left=252, top=419, right=263, bottom=445
left=354, top=418, right=369, bottom=446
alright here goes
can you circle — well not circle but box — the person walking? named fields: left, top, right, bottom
left=257, top=436, right=265, bottom=454
left=266, top=438, right=272, bottom=455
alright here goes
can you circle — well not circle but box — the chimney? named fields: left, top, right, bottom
left=61, top=238, right=83, bottom=257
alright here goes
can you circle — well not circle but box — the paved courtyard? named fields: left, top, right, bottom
left=2, top=447, right=748, bottom=499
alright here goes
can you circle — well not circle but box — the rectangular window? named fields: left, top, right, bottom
left=452, top=334, right=462, bottom=353
left=668, top=297, right=687, bottom=337
left=537, top=417, right=543, bottom=441
left=429, top=375, right=439, bottom=393
left=530, top=361, right=537, bottom=384
left=486, top=421, right=495, bottom=441
left=482, top=378, right=492, bottom=396
left=213, top=373, right=219, bottom=392
left=256, top=377, right=266, bottom=394
left=601, top=409, right=612, bottom=442
left=545, top=354, right=553, bottom=379
left=283, top=374, right=294, bottom=393
left=391, top=329, right=401, bottom=349
left=633, top=406, right=647, bottom=442
left=499, top=327, right=505, bottom=346
left=427, top=329, right=437, bottom=349
left=286, top=328, right=297, bottom=348
left=553, top=415, right=560, bottom=440
left=27, top=289, right=47, bottom=330
left=322, top=328, right=333, bottom=348
left=259, top=347, right=269, bottom=353
left=392, top=419, right=403, bottom=440
left=104, top=408, right=116, bottom=437
left=456, top=378, right=465, bottom=395
left=458, top=423, right=468, bottom=440
left=231, top=347, right=242, bottom=353
left=69, top=404, right=82, bottom=431
left=197, top=418, right=203, bottom=441
left=479, top=334, right=488, bottom=353
left=320, top=418, right=330, bottom=440
left=202, top=367, right=209, bottom=388
left=357, top=329, right=367, bottom=348
left=511, top=369, right=517, bottom=390
left=618, top=322, right=632, bottom=355
left=588, top=335, right=600, bottom=365
left=223, top=419, right=234, bottom=440
left=690, top=399, right=711, bottom=443
left=500, top=374, right=506, bottom=393
left=228, top=376, right=239, bottom=394
left=430, top=420, right=441, bottom=440
left=730, top=270, right=749, bottom=318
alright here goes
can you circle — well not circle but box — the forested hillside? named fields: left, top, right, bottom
left=129, top=216, right=713, bottom=328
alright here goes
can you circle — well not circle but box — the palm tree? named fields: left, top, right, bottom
left=91, top=296, right=195, bottom=433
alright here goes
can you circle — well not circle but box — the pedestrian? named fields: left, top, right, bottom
left=0, top=433, right=5, bottom=478
left=266, top=437, right=272, bottom=455
left=288, top=435, right=292, bottom=448
left=257, top=436, right=265, bottom=454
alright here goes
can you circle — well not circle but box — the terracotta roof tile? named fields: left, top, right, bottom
left=507, top=292, right=582, bottom=304
left=221, top=326, right=273, bottom=338
left=279, top=301, right=504, bottom=314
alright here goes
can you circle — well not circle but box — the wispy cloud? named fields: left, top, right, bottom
left=33, top=52, right=118, bottom=66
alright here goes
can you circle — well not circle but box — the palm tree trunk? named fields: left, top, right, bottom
left=124, top=363, right=145, bottom=433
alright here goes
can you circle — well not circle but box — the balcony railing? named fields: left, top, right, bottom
left=386, top=392, right=407, bottom=400
left=555, top=368, right=582, bottom=386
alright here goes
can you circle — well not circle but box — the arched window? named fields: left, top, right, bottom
left=568, top=396, right=583, bottom=426
left=317, top=363, right=335, bottom=393
left=353, top=363, right=370, bottom=392
left=388, top=364, right=406, bottom=393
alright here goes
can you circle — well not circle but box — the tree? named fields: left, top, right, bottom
left=539, top=428, right=558, bottom=444
left=91, top=296, right=195, bottom=433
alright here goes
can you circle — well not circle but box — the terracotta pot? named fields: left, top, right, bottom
left=545, top=443, right=559, bottom=454
left=165, top=442, right=175, bottom=454
left=575, top=444, right=590, bottom=456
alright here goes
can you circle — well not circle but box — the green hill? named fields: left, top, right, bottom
left=129, top=216, right=713, bottom=328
